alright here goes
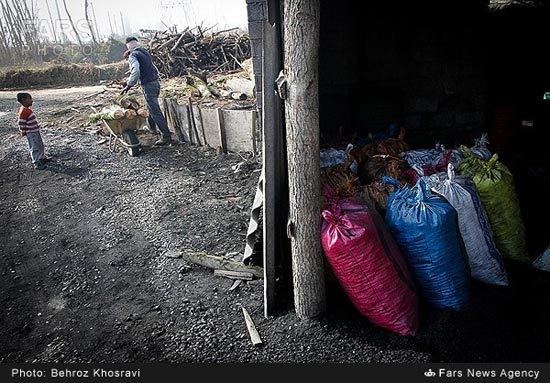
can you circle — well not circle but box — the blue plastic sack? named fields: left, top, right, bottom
left=383, top=177, right=470, bottom=310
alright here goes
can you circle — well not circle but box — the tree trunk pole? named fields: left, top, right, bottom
left=283, top=0, right=326, bottom=319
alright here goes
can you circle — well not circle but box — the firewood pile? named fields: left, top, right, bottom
left=144, top=26, right=251, bottom=78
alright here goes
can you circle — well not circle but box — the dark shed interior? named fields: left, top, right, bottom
left=318, top=0, right=550, bottom=256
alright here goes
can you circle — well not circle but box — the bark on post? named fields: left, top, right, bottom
left=283, top=0, right=326, bottom=319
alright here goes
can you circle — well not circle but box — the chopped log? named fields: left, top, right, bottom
left=230, top=92, right=247, bottom=100
left=178, top=249, right=263, bottom=278
left=213, top=269, right=254, bottom=281
left=186, top=75, right=212, bottom=98
left=116, top=95, right=140, bottom=109
left=225, top=77, right=255, bottom=98
left=219, top=89, right=232, bottom=98
left=187, top=68, right=207, bottom=83
left=241, top=306, right=263, bottom=346
left=137, top=108, right=149, bottom=118
left=107, top=109, right=124, bottom=120
left=119, top=98, right=132, bottom=108
left=124, top=109, right=137, bottom=119
left=207, top=85, right=220, bottom=97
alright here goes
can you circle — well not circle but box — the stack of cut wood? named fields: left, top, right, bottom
left=89, top=96, right=149, bottom=123
left=144, top=26, right=251, bottom=78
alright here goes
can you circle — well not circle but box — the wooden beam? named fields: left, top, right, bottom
left=179, top=249, right=263, bottom=278
left=262, top=1, right=287, bottom=319
left=213, top=269, right=254, bottom=280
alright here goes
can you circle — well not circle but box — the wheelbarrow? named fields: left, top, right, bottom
left=102, top=116, right=147, bottom=157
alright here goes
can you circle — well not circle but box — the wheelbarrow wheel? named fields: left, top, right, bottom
left=122, top=129, right=140, bottom=157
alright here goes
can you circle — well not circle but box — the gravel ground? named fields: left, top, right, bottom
left=1, top=85, right=550, bottom=364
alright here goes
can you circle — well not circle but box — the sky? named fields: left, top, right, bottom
left=32, top=0, right=249, bottom=42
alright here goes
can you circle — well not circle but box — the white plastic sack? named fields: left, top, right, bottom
left=533, top=245, right=550, bottom=272
left=431, top=164, right=508, bottom=286
left=471, top=133, right=492, bottom=161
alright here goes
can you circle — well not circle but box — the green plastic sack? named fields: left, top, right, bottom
left=458, top=146, right=529, bottom=262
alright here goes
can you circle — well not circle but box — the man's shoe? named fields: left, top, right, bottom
left=155, top=137, right=172, bottom=146
left=34, top=162, right=46, bottom=170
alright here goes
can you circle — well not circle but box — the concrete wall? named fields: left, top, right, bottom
left=160, top=98, right=258, bottom=153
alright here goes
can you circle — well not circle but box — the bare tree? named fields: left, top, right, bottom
left=283, top=0, right=326, bottom=319
left=0, top=0, right=43, bottom=65
left=62, top=0, right=83, bottom=46
left=90, top=1, right=101, bottom=41
left=84, top=0, right=98, bottom=45
left=54, top=0, right=67, bottom=43
left=45, top=0, right=58, bottom=42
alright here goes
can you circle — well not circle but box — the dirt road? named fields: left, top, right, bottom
left=0, top=85, right=269, bottom=362
left=1, top=85, right=550, bottom=364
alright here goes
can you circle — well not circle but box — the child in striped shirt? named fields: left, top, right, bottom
left=17, top=92, right=48, bottom=170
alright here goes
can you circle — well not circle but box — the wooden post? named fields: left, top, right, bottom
left=283, top=0, right=325, bottom=318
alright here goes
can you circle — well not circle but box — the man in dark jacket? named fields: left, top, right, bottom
left=122, top=36, right=172, bottom=145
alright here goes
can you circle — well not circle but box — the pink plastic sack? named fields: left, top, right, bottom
left=321, top=197, right=419, bottom=336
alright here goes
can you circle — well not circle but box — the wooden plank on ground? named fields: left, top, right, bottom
left=214, top=269, right=253, bottom=280
left=241, top=306, right=263, bottom=346
left=179, top=250, right=263, bottom=278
